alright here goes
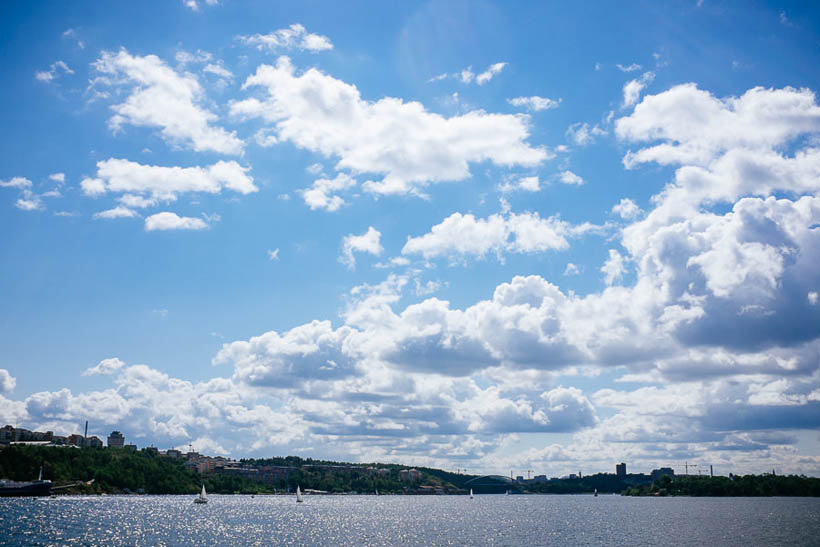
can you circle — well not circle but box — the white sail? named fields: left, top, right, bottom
left=296, top=485, right=303, bottom=503
left=194, top=484, right=208, bottom=503
left=469, top=488, right=473, bottom=499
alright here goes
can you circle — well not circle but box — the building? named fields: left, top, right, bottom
left=650, top=467, right=675, bottom=480
left=108, top=431, right=125, bottom=449
left=68, top=434, right=85, bottom=447
left=0, top=425, right=15, bottom=443
left=616, top=462, right=626, bottom=477
left=399, top=468, right=422, bottom=482
left=86, top=436, right=103, bottom=449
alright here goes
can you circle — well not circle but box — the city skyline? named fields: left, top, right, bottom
left=1, top=1, right=820, bottom=477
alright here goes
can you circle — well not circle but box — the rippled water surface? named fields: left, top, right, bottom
left=1, top=494, right=818, bottom=546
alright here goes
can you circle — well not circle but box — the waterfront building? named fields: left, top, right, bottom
left=399, top=468, right=422, bottom=482
left=86, top=436, right=103, bottom=449
left=108, top=431, right=125, bottom=449
left=0, top=425, right=14, bottom=443
left=68, top=434, right=85, bottom=447
left=650, top=467, right=675, bottom=480
left=616, top=462, right=626, bottom=477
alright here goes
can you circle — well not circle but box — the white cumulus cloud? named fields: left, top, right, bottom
left=0, top=369, right=15, bottom=393
left=238, top=24, right=333, bottom=53
left=230, top=57, right=548, bottom=197
left=558, top=170, right=584, bottom=185
left=92, top=49, right=243, bottom=154
left=93, top=206, right=138, bottom=220
left=622, top=71, right=655, bottom=108
left=35, top=60, right=74, bottom=83
left=145, top=212, right=209, bottom=231
left=83, top=358, right=127, bottom=376
left=402, top=211, right=601, bottom=262
left=507, top=96, right=561, bottom=111
left=80, top=158, right=256, bottom=203
left=340, top=226, right=383, bottom=269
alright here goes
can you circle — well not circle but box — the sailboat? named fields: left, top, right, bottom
left=469, top=489, right=474, bottom=499
left=594, top=488, right=598, bottom=497
left=375, top=489, right=379, bottom=496
left=296, top=485, right=304, bottom=503
left=194, top=484, right=208, bottom=504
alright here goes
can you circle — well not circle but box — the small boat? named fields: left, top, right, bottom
left=469, top=489, right=474, bottom=499
left=0, top=467, right=53, bottom=497
left=296, top=485, right=303, bottom=503
left=194, top=484, right=208, bottom=504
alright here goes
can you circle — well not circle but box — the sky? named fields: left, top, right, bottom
left=2, top=0, right=820, bottom=477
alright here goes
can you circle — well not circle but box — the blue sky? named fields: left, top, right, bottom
left=2, top=0, right=820, bottom=476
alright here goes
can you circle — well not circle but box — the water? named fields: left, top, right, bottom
left=1, top=494, right=818, bottom=546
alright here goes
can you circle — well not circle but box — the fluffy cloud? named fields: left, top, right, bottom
left=215, top=320, right=358, bottom=388
left=566, top=122, right=606, bottom=146
left=622, top=71, right=655, bottom=108
left=0, top=177, right=33, bottom=189
left=80, top=158, right=256, bottom=203
left=83, top=357, right=126, bottom=376
left=93, top=206, right=138, bottom=220
left=230, top=57, right=547, bottom=196
left=144, top=212, right=208, bottom=231
left=15, top=191, right=44, bottom=211
left=507, top=96, right=561, bottom=111
left=203, top=63, right=233, bottom=84
left=611, top=198, right=642, bottom=219
left=558, top=170, right=584, bottom=185
left=616, top=63, right=642, bottom=72
left=601, top=249, right=626, bottom=286
left=238, top=24, right=333, bottom=53
left=340, top=227, right=383, bottom=269
left=1, top=178, right=44, bottom=211
left=402, top=211, right=601, bottom=262
left=92, top=49, right=243, bottom=154
left=35, top=60, right=73, bottom=83
left=617, top=84, right=820, bottom=168
left=0, top=369, right=15, bottom=393
left=447, top=62, right=507, bottom=85
left=300, top=173, right=357, bottom=211
left=475, top=62, right=507, bottom=85
left=183, top=0, right=219, bottom=11
left=497, top=176, right=540, bottom=193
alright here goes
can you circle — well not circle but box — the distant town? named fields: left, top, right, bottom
left=0, top=423, right=692, bottom=488
left=3, top=423, right=817, bottom=497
